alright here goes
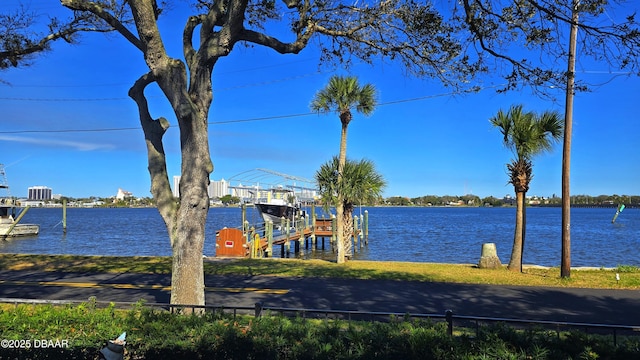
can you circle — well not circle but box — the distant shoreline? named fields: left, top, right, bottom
left=22, top=203, right=636, bottom=209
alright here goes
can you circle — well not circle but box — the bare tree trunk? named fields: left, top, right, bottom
left=171, top=144, right=210, bottom=307
left=508, top=191, right=524, bottom=272
left=561, top=0, right=579, bottom=279
left=169, top=82, right=212, bottom=307
left=171, top=201, right=207, bottom=307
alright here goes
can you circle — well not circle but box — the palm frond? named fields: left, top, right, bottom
left=315, top=156, right=386, bottom=210
left=310, top=75, right=378, bottom=119
left=491, top=104, right=564, bottom=161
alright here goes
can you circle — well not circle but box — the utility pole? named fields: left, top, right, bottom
left=561, top=0, right=580, bottom=278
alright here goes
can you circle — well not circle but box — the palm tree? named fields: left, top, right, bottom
left=316, top=157, right=386, bottom=257
left=311, top=75, right=377, bottom=263
left=491, top=104, right=563, bottom=272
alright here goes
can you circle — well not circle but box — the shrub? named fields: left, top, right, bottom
left=1, top=302, right=639, bottom=359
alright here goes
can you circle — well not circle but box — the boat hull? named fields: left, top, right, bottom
left=255, top=203, right=297, bottom=224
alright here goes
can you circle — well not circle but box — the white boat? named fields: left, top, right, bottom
left=227, top=169, right=315, bottom=225
left=0, top=165, right=40, bottom=238
left=254, top=187, right=300, bottom=225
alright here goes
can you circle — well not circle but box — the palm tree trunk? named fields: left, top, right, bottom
left=343, top=203, right=354, bottom=258
left=336, top=199, right=345, bottom=263
left=336, top=122, right=349, bottom=264
left=508, top=191, right=525, bottom=272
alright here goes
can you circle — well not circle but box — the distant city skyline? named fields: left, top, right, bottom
left=16, top=177, right=639, bottom=201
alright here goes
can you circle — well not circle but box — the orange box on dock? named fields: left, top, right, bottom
left=215, top=228, right=247, bottom=257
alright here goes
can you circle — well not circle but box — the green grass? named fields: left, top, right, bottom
left=1, top=253, right=639, bottom=290
left=0, top=253, right=173, bottom=274
left=1, top=302, right=639, bottom=359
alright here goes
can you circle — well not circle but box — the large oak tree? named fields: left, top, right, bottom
left=40, top=0, right=479, bottom=307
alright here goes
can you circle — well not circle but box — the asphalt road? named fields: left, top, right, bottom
left=0, top=270, right=639, bottom=326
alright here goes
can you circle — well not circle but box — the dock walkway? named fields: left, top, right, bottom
left=215, top=211, right=368, bottom=259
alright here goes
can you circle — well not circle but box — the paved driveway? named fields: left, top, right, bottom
left=0, top=270, right=638, bottom=326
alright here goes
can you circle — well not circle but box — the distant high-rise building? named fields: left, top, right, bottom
left=230, top=183, right=251, bottom=200
left=28, top=186, right=52, bottom=200
left=208, top=179, right=229, bottom=199
left=172, top=176, right=230, bottom=199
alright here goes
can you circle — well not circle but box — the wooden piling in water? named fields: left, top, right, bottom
left=247, top=225, right=255, bottom=259
left=353, top=214, right=359, bottom=251
left=298, top=213, right=304, bottom=243
left=284, top=217, right=291, bottom=257
left=241, top=204, right=247, bottom=230
left=331, top=214, right=337, bottom=251
left=310, top=205, right=317, bottom=249
left=358, top=214, right=364, bottom=250
left=62, top=199, right=67, bottom=234
left=363, top=210, right=369, bottom=245
left=266, top=220, right=273, bottom=257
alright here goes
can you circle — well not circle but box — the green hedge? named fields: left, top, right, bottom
left=1, top=301, right=639, bottom=359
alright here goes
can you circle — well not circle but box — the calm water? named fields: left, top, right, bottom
left=1, top=206, right=638, bottom=268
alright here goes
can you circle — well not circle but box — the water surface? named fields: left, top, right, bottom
left=1, top=206, right=637, bottom=268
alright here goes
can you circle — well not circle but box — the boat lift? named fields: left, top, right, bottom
left=226, top=168, right=318, bottom=205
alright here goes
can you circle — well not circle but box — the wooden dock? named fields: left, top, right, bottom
left=215, top=208, right=369, bottom=258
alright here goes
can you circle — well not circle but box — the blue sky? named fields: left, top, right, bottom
left=1, top=1, right=639, bottom=199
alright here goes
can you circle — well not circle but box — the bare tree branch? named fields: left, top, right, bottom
left=239, top=28, right=311, bottom=54
left=61, top=0, right=143, bottom=50
left=128, top=72, right=177, bottom=244
left=459, top=0, right=640, bottom=93
left=0, top=6, right=110, bottom=69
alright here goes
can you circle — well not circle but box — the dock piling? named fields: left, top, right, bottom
left=266, top=220, right=273, bottom=257
left=331, top=214, right=337, bottom=252
left=358, top=214, right=364, bottom=249
left=241, top=204, right=246, bottom=230
left=284, top=217, right=291, bottom=257
left=298, top=214, right=304, bottom=243
left=311, top=206, right=317, bottom=249
left=353, top=215, right=359, bottom=251
left=363, top=210, right=369, bottom=245
left=248, top=226, right=256, bottom=258
left=62, top=199, right=67, bottom=234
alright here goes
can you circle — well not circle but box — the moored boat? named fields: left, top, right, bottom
left=255, top=187, right=300, bottom=225
left=0, top=165, right=40, bottom=238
